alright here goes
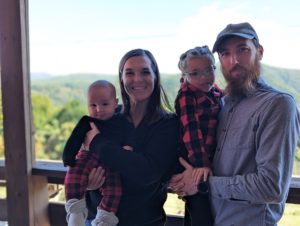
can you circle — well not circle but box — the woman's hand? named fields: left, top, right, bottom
left=86, top=167, right=105, bottom=191
left=83, top=122, right=100, bottom=150
left=168, top=157, right=198, bottom=197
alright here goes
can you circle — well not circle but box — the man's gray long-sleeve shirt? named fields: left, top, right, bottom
left=209, top=78, right=300, bottom=226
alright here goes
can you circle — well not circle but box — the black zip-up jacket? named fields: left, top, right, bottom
left=86, top=113, right=180, bottom=226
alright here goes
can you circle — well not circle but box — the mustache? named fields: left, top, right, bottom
left=229, top=64, right=245, bottom=73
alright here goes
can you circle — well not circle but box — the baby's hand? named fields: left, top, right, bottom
left=83, top=122, right=100, bottom=150
left=123, top=145, right=133, bottom=151
left=192, top=167, right=212, bottom=185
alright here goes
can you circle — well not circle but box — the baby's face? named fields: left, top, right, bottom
left=183, top=57, right=215, bottom=92
left=88, top=86, right=118, bottom=120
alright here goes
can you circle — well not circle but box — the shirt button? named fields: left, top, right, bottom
left=223, top=128, right=226, bottom=132
left=218, top=194, right=222, bottom=198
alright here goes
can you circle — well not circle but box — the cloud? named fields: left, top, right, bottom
left=30, top=1, right=300, bottom=75
left=172, top=2, right=300, bottom=70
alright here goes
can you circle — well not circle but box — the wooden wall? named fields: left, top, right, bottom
left=0, top=0, right=49, bottom=225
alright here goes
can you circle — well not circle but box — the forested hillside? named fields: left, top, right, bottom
left=32, top=64, right=300, bottom=107
left=2, top=63, right=297, bottom=172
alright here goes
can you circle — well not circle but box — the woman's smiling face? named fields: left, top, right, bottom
left=121, top=55, right=155, bottom=104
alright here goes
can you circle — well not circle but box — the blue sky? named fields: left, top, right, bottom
left=29, top=0, right=300, bottom=75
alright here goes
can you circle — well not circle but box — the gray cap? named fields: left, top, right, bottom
left=212, top=22, right=259, bottom=53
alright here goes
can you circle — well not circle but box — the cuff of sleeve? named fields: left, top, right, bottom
left=209, top=176, right=234, bottom=199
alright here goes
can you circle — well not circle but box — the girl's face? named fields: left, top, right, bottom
left=121, top=55, right=155, bottom=104
left=183, top=57, right=215, bottom=92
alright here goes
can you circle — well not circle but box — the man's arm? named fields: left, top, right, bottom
left=209, top=94, right=300, bottom=204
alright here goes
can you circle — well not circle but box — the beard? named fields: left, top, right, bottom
left=221, top=55, right=261, bottom=97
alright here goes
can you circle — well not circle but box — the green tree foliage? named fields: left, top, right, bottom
left=55, top=100, right=86, bottom=124
left=41, top=120, right=75, bottom=160
left=40, top=101, right=86, bottom=160
left=29, top=70, right=300, bottom=170
left=32, top=91, right=56, bottom=129
left=32, top=93, right=56, bottom=159
left=31, top=92, right=86, bottom=160
left=296, top=141, right=300, bottom=161
left=1, top=67, right=300, bottom=165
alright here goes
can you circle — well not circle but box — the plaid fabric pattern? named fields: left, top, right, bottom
left=64, top=149, right=122, bottom=213
left=175, top=82, right=223, bottom=167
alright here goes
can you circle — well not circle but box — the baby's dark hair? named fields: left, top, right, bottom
left=88, top=80, right=116, bottom=97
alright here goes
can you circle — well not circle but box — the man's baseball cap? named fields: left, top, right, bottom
left=212, top=22, right=259, bottom=53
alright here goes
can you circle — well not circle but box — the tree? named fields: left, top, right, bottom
left=54, top=100, right=86, bottom=124
left=32, top=92, right=56, bottom=130
left=39, top=100, right=86, bottom=160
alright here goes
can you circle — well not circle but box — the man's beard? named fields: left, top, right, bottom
left=221, top=56, right=261, bottom=97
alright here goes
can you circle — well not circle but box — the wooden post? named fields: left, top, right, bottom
left=0, top=0, right=50, bottom=225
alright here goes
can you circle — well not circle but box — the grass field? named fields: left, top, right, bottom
left=0, top=186, right=5, bottom=198
left=294, top=160, right=300, bottom=175
left=279, top=204, right=300, bottom=226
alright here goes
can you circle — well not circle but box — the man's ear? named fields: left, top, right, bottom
left=257, top=45, right=264, bottom=60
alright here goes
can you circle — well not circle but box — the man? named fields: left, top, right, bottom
left=170, top=22, right=300, bottom=226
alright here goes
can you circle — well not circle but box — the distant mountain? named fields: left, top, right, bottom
left=261, top=64, right=300, bottom=106
left=31, top=72, right=53, bottom=80
left=31, top=73, right=119, bottom=105
left=31, top=64, right=300, bottom=107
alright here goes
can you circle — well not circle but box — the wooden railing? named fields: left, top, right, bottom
left=0, top=160, right=300, bottom=225
left=0, top=160, right=185, bottom=225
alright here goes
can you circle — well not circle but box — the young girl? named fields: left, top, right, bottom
left=175, top=46, right=223, bottom=226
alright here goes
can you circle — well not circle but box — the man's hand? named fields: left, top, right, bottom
left=169, top=157, right=198, bottom=197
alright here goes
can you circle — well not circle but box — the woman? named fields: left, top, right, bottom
left=84, top=49, right=179, bottom=226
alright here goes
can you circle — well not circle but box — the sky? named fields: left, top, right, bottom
left=29, top=0, right=300, bottom=75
